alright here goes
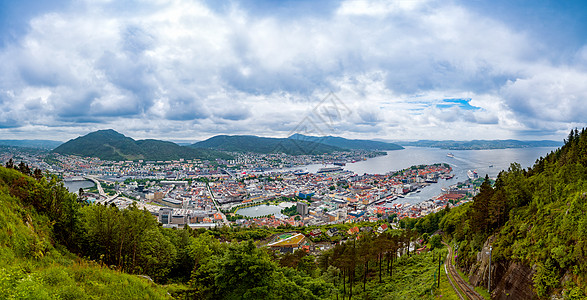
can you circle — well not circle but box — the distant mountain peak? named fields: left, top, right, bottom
left=288, top=133, right=404, bottom=151
left=53, top=130, right=231, bottom=161
left=191, top=134, right=345, bottom=155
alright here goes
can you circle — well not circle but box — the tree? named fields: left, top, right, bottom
left=213, top=240, right=277, bottom=299
left=429, top=235, right=442, bottom=250
left=5, top=158, right=14, bottom=169
left=32, top=168, right=43, bottom=181
left=469, top=175, right=493, bottom=234
left=136, top=228, right=177, bottom=282
left=17, top=161, right=31, bottom=176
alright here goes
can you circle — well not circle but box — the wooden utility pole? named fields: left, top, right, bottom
left=437, top=252, right=441, bottom=288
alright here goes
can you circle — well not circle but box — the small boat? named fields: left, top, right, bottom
left=489, top=165, right=494, bottom=168
left=447, top=153, right=455, bottom=158
left=293, top=169, right=309, bottom=175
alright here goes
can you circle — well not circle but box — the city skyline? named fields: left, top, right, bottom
left=1, top=0, right=586, bottom=142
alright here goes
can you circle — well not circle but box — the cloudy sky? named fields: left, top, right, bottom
left=1, top=0, right=586, bottom=142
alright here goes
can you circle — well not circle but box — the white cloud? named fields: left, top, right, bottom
left=0, top=0, right=585, bottom=141
left=336, top=0, right=430, bottom=16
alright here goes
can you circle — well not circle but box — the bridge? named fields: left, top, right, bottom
left=221, top=168, right=239, bottom=179
left=84, top=176, right=119, bottom=204
left=84, top=176, right=105, bottom=197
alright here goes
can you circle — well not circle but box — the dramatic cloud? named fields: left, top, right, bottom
left=0, top=0, right=585, bottom=141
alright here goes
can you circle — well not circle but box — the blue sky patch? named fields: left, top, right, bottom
left=437, top=99, right=480, bottom=111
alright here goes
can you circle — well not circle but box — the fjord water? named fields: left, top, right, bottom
left=298, top=146, right=558, bottom=204
left=64, top=180, right=95, bottom=194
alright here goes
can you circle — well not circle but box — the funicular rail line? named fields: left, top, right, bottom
left=445, top=243, right=485, bottom=300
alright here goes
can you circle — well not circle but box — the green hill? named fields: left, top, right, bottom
left=0, top=166, right=171, bottom=299
left=53, top=129, right=231, bottom=161
left=191, top=135, right=347, bottom=155
left=289, top=133, right=404, bottom=151
left=408, top=129, right=587, bottom=298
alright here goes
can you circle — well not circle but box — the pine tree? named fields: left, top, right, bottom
left=5, top=158, right=14, bottom=169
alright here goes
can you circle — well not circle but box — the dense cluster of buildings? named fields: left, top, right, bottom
left=1, top=148, right=480, bottom=230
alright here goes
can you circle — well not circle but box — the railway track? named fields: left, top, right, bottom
left=445, top=243, right=485, bottom=300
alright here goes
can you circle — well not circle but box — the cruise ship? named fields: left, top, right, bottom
left=467, top=169, right=479, bottom=180
left=317, top=166, right=343, bottom=173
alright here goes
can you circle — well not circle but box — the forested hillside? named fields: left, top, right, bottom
left=408, top=128, right=587, bottom=299
left=191, top=135, right=346, bottom=155
left=53, top=129, right=231, bottom=161
left=288, top=134, right=404, bottom=150
left=0, top=166, right=171, bottom=299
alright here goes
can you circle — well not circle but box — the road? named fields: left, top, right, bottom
left=84, top=175, right=105, bottom=197
left=84, top=175, right=119, bottom=204
left=206, top=182, right=229, bottom=226
left=444, top=242, right=485, bottom=300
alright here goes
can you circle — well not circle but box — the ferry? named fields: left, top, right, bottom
left=293, top=169, right=309, bottom=176
left=467, top=169, right=479, bottom=180
left=447, top=153, right=455, bottom=158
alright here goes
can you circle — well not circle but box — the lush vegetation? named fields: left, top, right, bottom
left=186, top=228, right=449, bottom=299
left=400, top=139, right=563, bottom=150
left=289, top=133, right=404, bottom=150
left=0, top=166, right=171, bottom=299
left=53, top=129, right=231, bottom=161
left=406, top=128, right=587, bottom=298
left=281, top=205, right=298, bottom=216
left=191, top=134, right=347, bottom=155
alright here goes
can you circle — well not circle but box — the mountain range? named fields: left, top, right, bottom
left=288, top=133, right=404, bottom=150
left=190, top=135, right=345, bottom=155
left=398, top=139, right=563, bottom=150
left=50, top=130, right=561, bottom=161
left=0, top=139, right=63, bottom=150
left=52, top=129, right=231, bottom=161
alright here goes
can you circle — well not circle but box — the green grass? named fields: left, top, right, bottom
left=343, top=248, right=461, bottom=299
left=0, top=262, right=172, bottom=299
left=475, top=286, right=491, bottom=299
left=0, top=175, right=174, bottom=299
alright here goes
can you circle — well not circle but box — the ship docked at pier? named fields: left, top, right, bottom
left=317, top=166, right=343, bottom=173
left=467, top=169, right=479, bottom=180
